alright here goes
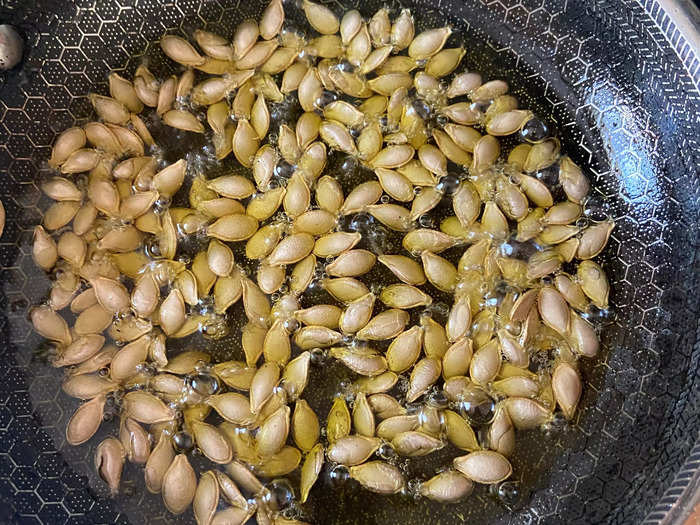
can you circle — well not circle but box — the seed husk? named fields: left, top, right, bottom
left=386, top=325, right=423, bottom=373
left=294, top=325, right=343, bottom=349
left=191, top=420, right=233, bottom=464
left=322, top=277, right=369, bottom=303
left=454, top=450, right=512, bottom=484
left=339, top=292, right=375, bottom=334
left=328, top=434, right=381, bottom=465
left=193, top=470, right=219, bottom=525
left=250, top=362, right=280, bottom=414
left=406, top=357, right=441, bottom=402
left=420, top=470, right=473, bottom=503
left=161, top=454, right=197, bottom=515
left=577, top=260, right=610, bottom=308
left=31, top=305, right=71, bottom=345
left=50, top=127, right=86, bottom=168
left=552, top=361, right=582, bottom=419
left=408, top=26, right=451, bottom=59
left=282, top=351, right=311, bottom=401
left=340, top=181, right=382, bottom=214
left=300, top=443, right=324, bottom=504
left=380, top=284, right=432, bottom=309
left=503, top=397, right=551, bottom=430
left=95, top=437, right=125, bottom=495
left=349, top=461, right=405, bottom=494
left=356, top=309, right=409, bottom=341
left=66, top=394, right=105, bottom=445
left=33, top=226, right=58, bottom=271
left=330, top=346, right=388, bottom=376
left=538, top=286, right=570, bottom=335
left=123, top=391, right=175, bottom=424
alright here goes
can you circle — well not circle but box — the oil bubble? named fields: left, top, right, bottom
left=173, top=430, right=194, bottom=452
left=534, top=164, right=559, bottom=186
left=458, top=387, right=496, bottom=425
left=435, top=173, right=460, bottom=195
left=266, top=478, right=295, bottom=511
left=329, top=464, right=350, bottom=486
left=520, top=117, right=548, bottom=143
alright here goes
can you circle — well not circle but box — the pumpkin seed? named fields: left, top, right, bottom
left=250, top=362, right=280, bottom=414
left=161, top=454, right=197, bottom=515
left=95, top=437, right=125, bottom=495
left=454, top=450, right=512, bottom=484
left=408, top=26, right=451, bottom=59
left=66, top=395, right=105, bottom=445
left=577, top=260, right=609, bottom=308
left=300, top=443, right=324, bottom=503
left=349, top=461, right=405, bottom=494
left=355, top=371, right=398, bottom=394
left=246, top=222, right=282, bottom=260
left=406, top=357, right=441, bottom=402
left=503, top=397, right=551, bottom=430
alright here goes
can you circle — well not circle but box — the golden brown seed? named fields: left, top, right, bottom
left=66, top=395, right=105, bottom=446
left=356, top=309, right=409, bottom=341
left=504, top=397, right=551, bottom=429
left=454, top=450, right=512, bottom=484
left=552, top=361, right=582, bottom=419
left=326, top=249, right=376, bottom=278
left=330, top=346, right=388, bottom=376
left=406, top=357, right=441, bottom=402
left=207, top=213, right=258, bottom=241
left=322, top=277, right=369, bottom=303
left=421, top=251, right=457, bottom=292
left=577, top=260, right=609, bottom=308
left=377, top=254, right=425, bottom=285
left=49, top=127, right=86, bottom=168
left=193, top=470, right=219, bottom=525
left=250, top=362, right=280, bottom=414
left=161, top=454, right=197, bottom=515
left=339, top=292, right=375, bottom=334
left=314, top=231, right=361, bottom=257
left=385, top=326, right=422, bottom=373
left=284, top=173, right=311, bottom=218
left=340, top=181, right=382, bottom=214
left=31, top=305, right=71, bottom=345
left=408, top=26, right=451, bottom=59
left=95, top=437, right=125, bottom=495
left=379, top=284, right=432, bottom=309
left=349, top=461, right=405, bottom=494
left=327, top=396, right=351, bottom=444
left=293, top=209, right=337, bottom=236
left=300, top=443, right=324, bottom=504
left=33, top=226, right=57, bottom=271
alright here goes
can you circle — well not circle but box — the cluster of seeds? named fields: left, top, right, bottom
left=29, top=0, right=615, bottom=523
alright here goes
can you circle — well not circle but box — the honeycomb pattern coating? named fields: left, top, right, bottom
left=0, top=0, right=697, bottom=524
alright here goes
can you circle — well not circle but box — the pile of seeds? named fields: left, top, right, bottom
left=29, top=0, right=614, bottom=522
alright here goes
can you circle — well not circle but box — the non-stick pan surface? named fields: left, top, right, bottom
left=0, top=0, right=697, bottom=523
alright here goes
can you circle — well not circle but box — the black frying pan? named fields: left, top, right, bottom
left=0, top=0, right=697, bottom=523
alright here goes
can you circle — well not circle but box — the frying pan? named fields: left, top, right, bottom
left=0, top=0, right=697, bottom=523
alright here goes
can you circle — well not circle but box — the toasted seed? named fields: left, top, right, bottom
left=283, top=173, right=311, bottom=218
left=207, top=213, right=258, bottom=241
left=356, top=309, right=409, bottom=341
left=249, top=362, right=279, bottom=415
left=567, top=311, right=598, bottom=357
left=74, top=303, right=112, bottom=335
left=31, top=305, right=71, bottom=345
left=406, top=357, right=441, bottom=402
left=369, top=144, right=414, bottom=169
left=66, top=395, right=105, bottom=445
left=294, top=325, right=343, bottom=349
left=454, top=450, right=512, bottom=484
left=392, top=430, right=444, bottom=457
left=193, top=470, right=219, bottom=525
left=421, top=251, right=457, bottom=292
left=340, top=181, right=382, bottom=215
left=350, top=461, right=405, bottom=494
left=552, top=361, right=582, bottom=419
left=328, top=435, right=381, bottom=465
left=60, top=148, right=101, bottom=175
left=503, top=397, right=551, bottom=430
left=247, top=188, right=286, bottom=221
left=302, top=0, right=339, bottom=34
left=162, top=109, right=204, bottom=133
left=330, top=346, right=388, bottom=376
left=160, top=34, right=204, bottom=66
left=322, top=277, right=369, bottom=303
left=95, top=437, right=125, bottom=495
left=577, top=260, right=609, bottom=308
left=440, top=337, right=473, bottom=379
left=256, top=445, right=302, bottom=478
left=300, top=443, right=324, bottom=504
left=377, top=254, right=425, bottom=285
left=441, top=409, right=479, bottom=451
left=110, top=333, right=150, bottom=382
left=558, top=156, right=590, bottom=203
left=367, top=394, right=404, bottom=420
left=368, top=72, right=413, bottom=96
left=314, top=231, right=361, bottom=258
left=355, top=371, right=399, bottom=394
left=577, top=220, right=614, bottom=259
left=468, top=338, right=501, bottom=386
left=538, top=286, right=570, bottom=335
left=49, top=127, right=86, bottom=167
left=161, top=454, right=197, bottom=515
left=339, top=292, right=375, bottom=334
left=408, top=26, right=451, bottom=59
left=380, top=285, right=430, bottom=313
left=325, top=396, right=351, bottom=444
left=426, top=47, right=465, bottom=77
left=62, top=372, right=118, bottom=400
left=32, top=226, right=58, bottom=271
left=292, top=209, right=336, bottom=236
left=254, top=405, right=290, bottom=458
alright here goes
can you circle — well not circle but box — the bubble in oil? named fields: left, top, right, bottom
left=435, top=173, right=461, bottom=195
left=541, top=412, right=568, bottom=434
left=520, top=117, right=549, bottom=143
left=412, top=98, right=432, bottom=120
left=309, top=348, right=329, bottom=366
left=173, top=430, right=194, bottom=453
left=187, top=372, right=219, bottom=396
left=377, top=442, right=398, bottom=461
left=494, top=480, right=522, bottom=507
left=458, top=387, right=496, bottom=425
left=329, top=464, right=350, bottom=486
left=426, top=389, right=449, bottom=409
left=582, top=194, right=611, bottom=222
left=534, top=164, right=560, bottom=186
left=266, top=478, right=295, bottom=511
left=315, top=89, right=338, bottom=109
left=275, top=160, right=296, bottom=179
